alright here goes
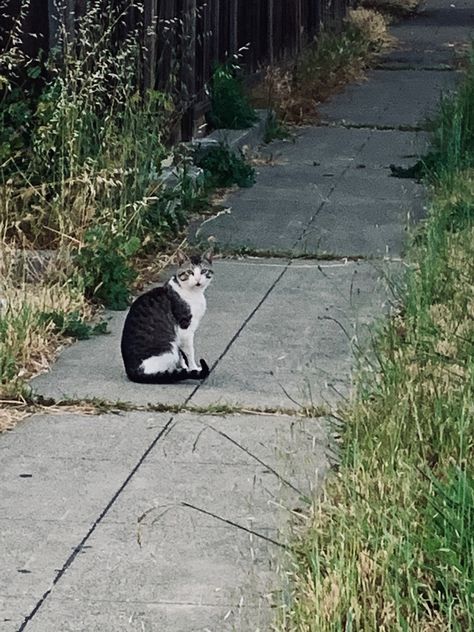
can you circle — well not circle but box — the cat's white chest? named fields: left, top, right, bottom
left=186, top=292, right=206, bottom=330
left=171, top=279, right=207, bottom=332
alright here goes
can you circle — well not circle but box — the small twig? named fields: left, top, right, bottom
left=202, top=421, right=305, bottom=497
left=277, top=382, right=305, bottom=409
left=180, top=501, right=292, bottom=551
left=43, top=225, right=82, bottom=245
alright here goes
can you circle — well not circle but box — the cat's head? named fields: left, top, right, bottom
left=175, top=250, right=214, bottom=291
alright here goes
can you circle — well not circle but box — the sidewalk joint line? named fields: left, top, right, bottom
left=295, top=129, right=372, bottom=248
left=318, top=121, right=428, bottom=132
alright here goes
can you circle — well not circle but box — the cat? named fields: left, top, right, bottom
left=121, top=250, right=213, bottom=383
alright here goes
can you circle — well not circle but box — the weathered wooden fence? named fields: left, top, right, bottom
left=1, top=0, right=350, bottom=138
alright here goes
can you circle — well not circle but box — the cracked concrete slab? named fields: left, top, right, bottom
left=0, top=410, right=324, bottom=630
left=194, top=129, right=427, bottom=256
left=382, top=0, right=474, bottom=69
left=0, top=453, right=142, bottom=523
left=0, top=411, right=169, bottom=460
left=0, top=518, right=89, bottom=625
left=101, top=459, right=300, bottom=528
left=29, top=259, right=392, bottom=408
left=149, top=413, right=327, bottom=469
left=261, top=127, right=430, bottom=168
left=192, top=260, right=395, bottom=409
left=297, top=197, right=422, bottom=258
left=49, top=516, right=279, bottom=607
left=357, top=129, right=430, bottom=166
left=195, top=197, right=319, bottom=253
left=318, top=69, right=459, bottom=128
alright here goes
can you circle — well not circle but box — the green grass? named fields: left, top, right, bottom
left=279, top=49, right=474, bottom=631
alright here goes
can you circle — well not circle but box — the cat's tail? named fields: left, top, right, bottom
left=126, top=359, right=210, bottom=384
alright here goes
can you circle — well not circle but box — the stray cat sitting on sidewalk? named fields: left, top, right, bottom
left=121, top=250, right=213, bottom=383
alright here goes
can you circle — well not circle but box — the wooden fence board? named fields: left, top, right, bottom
left=1, top=0, right=350, bottom=138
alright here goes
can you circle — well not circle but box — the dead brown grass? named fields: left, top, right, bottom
left=0, top=238, right=93, bottom=399
left=252, top=8, right=394, bottom=126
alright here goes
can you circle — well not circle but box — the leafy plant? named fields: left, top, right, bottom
left=208, top=62, right=258, bottom=130
left=0, top=87, right=36, bottom=173
left=74, top=227, right=140, bottom=310
left=38, top=310, right=109, bottom=340
left=194, top=144, right=256, bottom=189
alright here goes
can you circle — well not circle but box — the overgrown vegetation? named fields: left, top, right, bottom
left=0, top=0, right=260, bottom=402
left=279, top=50, right=474, bottom=630
left=256, top=8, right=393, bottom=125
left=207, top=61, right=258, bottom=130
left=0, top=1, right=199, bottom=398
left=194, top=144, right=256, bottom=189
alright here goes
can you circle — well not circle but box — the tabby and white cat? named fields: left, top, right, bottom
left=121, top=251, right=213, bottom=383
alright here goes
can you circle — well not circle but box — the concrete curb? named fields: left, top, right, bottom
left=191, top=109, right=270, bottom=154
left=160, top=109, right=270, bottom=188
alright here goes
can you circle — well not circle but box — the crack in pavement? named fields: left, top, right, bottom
left=296, top=129, right=373, bottom=248
left=318, top=120, right=428, bottom=132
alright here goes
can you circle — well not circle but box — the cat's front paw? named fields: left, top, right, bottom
left=178, top=315, right=192, bottom=329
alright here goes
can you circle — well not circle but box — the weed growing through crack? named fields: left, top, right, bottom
left=277, top=48, right=474, bottom=631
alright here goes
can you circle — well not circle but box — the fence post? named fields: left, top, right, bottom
left=296, top=0, right=302, bottom=53
left=144, top=0, right=158, bottom=90
left=229, top=0, right=238, bottom=56
left=268, top=0, right=274, bottom=64
left=211, top=0, right=220, bottom=62
left=181, top=0, right=197, bottom=140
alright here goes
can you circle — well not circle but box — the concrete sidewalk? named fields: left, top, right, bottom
left=1, top=2, right=471, bottom=630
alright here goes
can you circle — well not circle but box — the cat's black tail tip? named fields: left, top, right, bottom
left=199, top=358, right=210, bottom=379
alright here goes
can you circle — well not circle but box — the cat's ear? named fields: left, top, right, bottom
left=203, top=248, right=213, bottom=265
left=175, top=250, right=188, bottom=266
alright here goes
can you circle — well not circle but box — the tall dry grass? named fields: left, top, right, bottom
left=256, top=8, right=393, bottom=125
left=0, top=0, right=200, bottom=402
